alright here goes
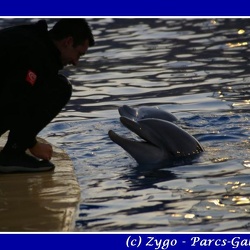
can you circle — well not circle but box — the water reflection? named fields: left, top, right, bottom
left=48, top=18, right=250, bottom=231
left=2, top=18, right=250, bottom=232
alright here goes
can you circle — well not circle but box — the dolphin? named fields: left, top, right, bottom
left=118, top=105, right=177, bottom=122
left=108, top=117, right=204, bottom=165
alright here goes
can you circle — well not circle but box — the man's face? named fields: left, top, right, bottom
left=60, top=37, right=89, bottom=66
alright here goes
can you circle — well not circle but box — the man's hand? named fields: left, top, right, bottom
left=29, top=142, right=53, bottom=160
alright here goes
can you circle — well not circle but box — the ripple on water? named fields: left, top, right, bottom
left=34, top=18, right=250, bottom=231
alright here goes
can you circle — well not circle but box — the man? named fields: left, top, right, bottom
left=0, top=19, right=95, bottom=173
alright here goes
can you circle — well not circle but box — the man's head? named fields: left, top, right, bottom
left=49, top=19, right=95, bottom=66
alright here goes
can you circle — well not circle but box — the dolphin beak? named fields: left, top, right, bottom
left=108, top=129, right=162, bottom=164
left=119, top=117, right=146, bottom=140
left=108, top=117, right=165, bottom=164
left=118, top=105, right=137, bottom=120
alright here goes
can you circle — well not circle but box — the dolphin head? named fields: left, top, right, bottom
left=108, top=117, right=204, bottom=165
left=118, top=105, right=178, bottom=122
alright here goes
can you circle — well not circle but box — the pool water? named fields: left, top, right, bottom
left=4, top=18, right=250, bottom=231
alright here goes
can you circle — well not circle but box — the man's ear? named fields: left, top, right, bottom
left=63, top=36, right=74, bottom=47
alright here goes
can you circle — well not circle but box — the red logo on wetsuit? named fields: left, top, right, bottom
left=26, top=70, right=37, bottom=86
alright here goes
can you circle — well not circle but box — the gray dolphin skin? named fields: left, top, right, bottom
left=108, top=117, right=204, bottom=165
left=118, top=105, right=177, bottom=122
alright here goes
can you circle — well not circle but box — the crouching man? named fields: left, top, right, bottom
left=0, top=19, right=94, bottom=173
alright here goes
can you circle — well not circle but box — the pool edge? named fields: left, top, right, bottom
left=0, top=133, right=80, bottom=232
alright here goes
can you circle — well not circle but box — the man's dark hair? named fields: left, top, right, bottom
left=49, top=18, right=95, bottom=47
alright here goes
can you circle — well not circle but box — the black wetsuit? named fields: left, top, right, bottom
left=0, top=20, right=72, bottom=154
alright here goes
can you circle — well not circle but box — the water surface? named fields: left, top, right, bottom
left=4, top=18, right=250, bottom=232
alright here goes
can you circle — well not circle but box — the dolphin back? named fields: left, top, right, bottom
left=119, top=105, right=177, bottom=122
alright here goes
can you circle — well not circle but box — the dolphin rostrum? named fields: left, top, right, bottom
left=108, top=117, right=204, bottom=165
left=118, top=105, right=177, bottom=122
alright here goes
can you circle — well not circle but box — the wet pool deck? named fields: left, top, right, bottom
left=0, top=134, right=80, bottom=232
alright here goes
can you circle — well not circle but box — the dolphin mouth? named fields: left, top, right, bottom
left=108, top=117, right=162, bottom=164
left=108, top=129, right=161, bottom=164
left=109, top=117, right=158, bottom=148
left=108, top=130, right=155, bottom=147
left=119, top=117, right=150, bottom=141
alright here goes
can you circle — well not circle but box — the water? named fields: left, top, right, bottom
left=3, top=18, right=250, bottom=231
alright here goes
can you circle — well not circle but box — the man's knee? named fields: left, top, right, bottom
left=56, top=74, right=72, bottom=105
